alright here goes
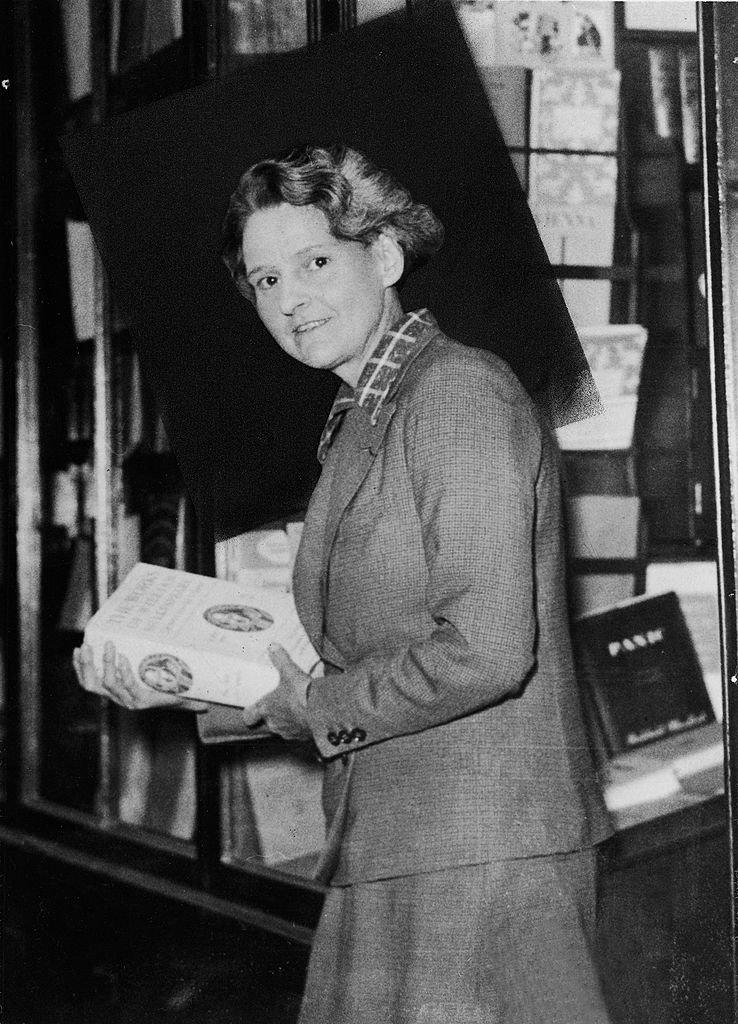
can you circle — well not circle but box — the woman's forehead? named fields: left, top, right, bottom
left=241, top=203, right=335, bottom=260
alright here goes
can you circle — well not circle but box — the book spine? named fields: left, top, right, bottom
left=678, top=47, right=701, bottom=166
left=648, top=47, right=681, bottom=141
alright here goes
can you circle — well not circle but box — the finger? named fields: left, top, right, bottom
left=115, top=654, right=140, bottom=702
left=76, top=644, right=101, bottom=692
left=242, top=699, right=268, bottom=727
left=102, top=642, right=118, bottom=687
left=267, top=643, right=299, bottom=677
left=99, top=645, right=138, bottom=707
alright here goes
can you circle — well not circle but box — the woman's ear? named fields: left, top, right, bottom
left=373, top=231, right=405, bottom=288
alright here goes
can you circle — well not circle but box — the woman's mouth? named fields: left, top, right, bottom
left=293, top=318, right=330, bottom=335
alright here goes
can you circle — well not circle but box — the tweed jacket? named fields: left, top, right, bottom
left=291, top=317, right=612, bottom=885
left=200, top=317, right=612, bottom=885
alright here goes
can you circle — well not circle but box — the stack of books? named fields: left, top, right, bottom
left=573, top=590, right=724, bottom=828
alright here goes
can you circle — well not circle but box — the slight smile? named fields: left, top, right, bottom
left=293, top=318, right=331, bottom=334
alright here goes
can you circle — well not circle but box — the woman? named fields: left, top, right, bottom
left=75, top=145, right=613, bottom=1024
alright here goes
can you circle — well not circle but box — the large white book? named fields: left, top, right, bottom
left=83, top=562, right=320, bottom=707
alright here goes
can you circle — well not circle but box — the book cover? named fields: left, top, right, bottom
left=528, top=153, right=618, bottom=208
left=527, top=155, right=618, bottom=311
left=568, top=3, right=615, bottom=67
left=645, top=561, right=722, bottom=720
left=487, top=1, right=614, bottom=69
left=555, top=324, right=647, bottom=450
left=83, top=562, right=320, bottom=707
left=530, top=66, right=620, bottom=153
left=455, top=1, right=498, bottom=67
left=573, top=591, right=715, bottom=756
left=216, top=527, right=295, bottom=591
left=488, top=1, right=570, bottom=68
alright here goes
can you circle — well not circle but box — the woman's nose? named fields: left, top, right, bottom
left=278, top=273, right=309, bottom=316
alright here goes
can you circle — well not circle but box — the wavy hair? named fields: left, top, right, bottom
left=221, top=145, right=444, bottom=302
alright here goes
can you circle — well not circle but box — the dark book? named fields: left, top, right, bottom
left=573, top=591, right=715, bottom=756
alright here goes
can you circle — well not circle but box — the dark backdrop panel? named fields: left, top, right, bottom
left=62, top=6, right=597, bottom=540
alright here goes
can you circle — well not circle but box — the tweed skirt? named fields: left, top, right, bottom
left=298, top=849, right=611, bottom=1024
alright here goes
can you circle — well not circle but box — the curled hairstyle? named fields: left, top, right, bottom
left=221, top=145, right=444, bottom=302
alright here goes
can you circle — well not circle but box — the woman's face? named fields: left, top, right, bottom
left=241, top=203, right=403, bottom=386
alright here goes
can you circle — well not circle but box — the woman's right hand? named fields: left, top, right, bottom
left=72, top=642, right=208, bottom=712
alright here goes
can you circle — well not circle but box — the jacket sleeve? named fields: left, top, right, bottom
left=304, top=355, right=546, bottom=759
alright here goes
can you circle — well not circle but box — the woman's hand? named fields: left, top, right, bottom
left=72, top=642, right=208, bottom=712
left=242, top=644, right=313, bottom=741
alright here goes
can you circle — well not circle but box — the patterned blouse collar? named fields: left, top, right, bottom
left=317, top=308, right=436, bottom=464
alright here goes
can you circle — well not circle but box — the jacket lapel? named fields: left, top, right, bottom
left=293, top=322, right=441, bottom=661
left=293, top=456, right=335, bottom=655
left=319, top=401, right=396, bottom=605
left=320, top=322, right=441, bottom=566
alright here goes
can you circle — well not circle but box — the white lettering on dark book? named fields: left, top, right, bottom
left=608, top=628, right=664, bottom=657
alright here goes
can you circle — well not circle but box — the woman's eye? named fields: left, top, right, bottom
left=311, top=256, right=330, bottom=269
left=256, top=275, right=278, bottom=291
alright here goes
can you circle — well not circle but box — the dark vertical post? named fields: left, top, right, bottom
left=699, top=3, right=738, bottom=1019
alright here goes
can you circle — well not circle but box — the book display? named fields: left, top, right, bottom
left=454, top=2, right=715, bottom=554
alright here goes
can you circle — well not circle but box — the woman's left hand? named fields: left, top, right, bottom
left=242, top=644, right=313, bottom=741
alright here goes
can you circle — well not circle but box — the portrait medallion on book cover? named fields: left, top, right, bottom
left=138, top=653, right=194, bottom=694
left=203, top=604, right=275, bottom=633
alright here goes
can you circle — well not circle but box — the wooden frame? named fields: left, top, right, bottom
left=700, top=1, right=738, bottom=1007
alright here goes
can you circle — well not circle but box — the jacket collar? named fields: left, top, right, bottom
left=316, top=309, right=439, bottom=464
